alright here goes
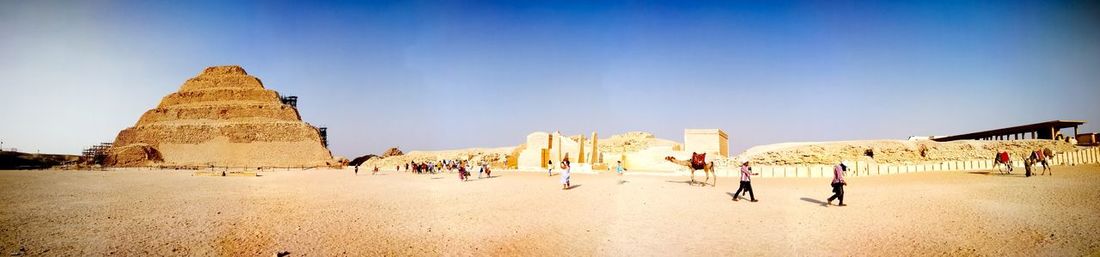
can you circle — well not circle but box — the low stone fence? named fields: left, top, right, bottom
left=711, top=146, right=1100, bottom=178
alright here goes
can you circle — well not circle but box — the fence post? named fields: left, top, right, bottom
left=1088, top=148, right=1094, bottom=164
left=1086, top=147, right=1095, bottom=163
left=1086, top=148, right=1091, bottom=164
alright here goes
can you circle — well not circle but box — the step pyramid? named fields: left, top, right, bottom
left=106, top=65, right=336, bottom=167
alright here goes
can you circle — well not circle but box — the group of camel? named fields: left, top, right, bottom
left=994, top=148, right=1055, bottom=175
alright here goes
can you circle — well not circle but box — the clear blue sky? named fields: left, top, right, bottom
left=1, top=0, right=1098, bottom=157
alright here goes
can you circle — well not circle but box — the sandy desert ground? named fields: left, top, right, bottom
left=1, top=165, right=1099, bottom=256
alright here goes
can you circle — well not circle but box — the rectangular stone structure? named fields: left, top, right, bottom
left=684, top=129, right=729, bottom=157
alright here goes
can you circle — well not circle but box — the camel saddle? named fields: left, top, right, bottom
left=691, top=152, right=706, bottom=170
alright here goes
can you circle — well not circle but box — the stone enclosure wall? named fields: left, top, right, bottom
left=714, top=146, right=1100, bottom=178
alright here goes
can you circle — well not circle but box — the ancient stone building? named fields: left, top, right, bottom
left=684, top=129, right=729, bottom=157
left=517, top=131, right=591, bottom=170
left=106, top=65, right=336, bottom=167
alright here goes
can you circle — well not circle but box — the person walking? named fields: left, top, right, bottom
left=560, top=159, right=572, bottom=190
left=548, top=160, right=554, bottom=176
left=732, top=161, right=759, bottom=202
left=827, top=162, right=848, bottom=206
left=458, top=161, right=469, bottom=181
left=1025, top=153, right=1034, bottom=177
left=615, top=160, right=626, bottom=183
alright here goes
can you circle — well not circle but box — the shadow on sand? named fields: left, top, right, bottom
left=565, top=184, right=582, bottom=190
left=800, top=197, right=828, bottom=207
left=725, top=192, right=746, bottom=200
left=968, top=171, right=1025, bottom=177
left=618, top=180, right=629, bottom=185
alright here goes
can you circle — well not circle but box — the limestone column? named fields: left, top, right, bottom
left=556, top=131, right=563, bottom=163
left=578, top=134, right=586, bottom=164
left=590, top=132, right=599, bottom=164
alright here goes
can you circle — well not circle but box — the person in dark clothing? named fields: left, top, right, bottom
left=1026, top=152, right=1035, bottom=177
left=458, top=161, right=469, bottom=181
left=827, top=162, right=848, bottom=206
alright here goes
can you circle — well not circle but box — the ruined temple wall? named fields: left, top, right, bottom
left=684, top=129, right=729, bottom=157
left=549, top=133, right=582, bottom=164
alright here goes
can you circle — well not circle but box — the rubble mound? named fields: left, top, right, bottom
left=381, top=147, right=404, bottom=158
left=599, top=131, right=680, bottom=153
left=361, top=147, right=513, bottom=169
left=107, top=65, right=336, bottom=167
left=105, top=144, right=163, bottom=166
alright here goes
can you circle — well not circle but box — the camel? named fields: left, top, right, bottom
left=992, top=151, right=1013, bottom=175
left=664, top=152, right=716, bottom=187
left=1029, top=148, right=1054, bottom=175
